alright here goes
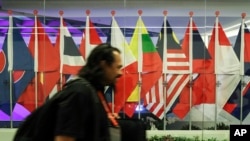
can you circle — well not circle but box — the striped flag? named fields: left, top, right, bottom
left=55, top=13, right=85, bottom=75
left=146, top=17, right=189, bottom=119
left=146, top=16, right=189, bottom=119
left=145, top=76, right=164, bottom=118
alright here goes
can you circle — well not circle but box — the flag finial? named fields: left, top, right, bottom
left=163, top=10, right=167, bottom=16
left=86, top=10, right=90, bottom=16
left=8, top=10, right=12, bottom=15
left=242, top=12, right=246, bottom=19
left=59, top=10, right=64, bottom=16
left=111, top=10, right=116, bottom=16
left=138, top=10, right=143, bottom=16
left=215, top=11, right=220, bottom=17
left=189, top=11, right=194, bottom=17
left=33, top=10, right=38, bottom=15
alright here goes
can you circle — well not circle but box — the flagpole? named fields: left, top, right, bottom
left=214, top=11, right=220, bottom=130
left=137, top=10, right=143, bottom=119
left=59, top=11, right=64, bottom=89
left=188, top=11, right=194, bottom=130
left=85, top=10, right=91, bottom=60
left=111, top=11, right=116, bottom=114
left=34, top=10, right=39, bottom=109
left=162, top=10, right=168, bottom=130
left=7, top=10, right=14, bottom=128
left=240, top=13, right=246, bottom=124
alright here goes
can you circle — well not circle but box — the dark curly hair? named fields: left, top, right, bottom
left=77, top=43, right=120, bottom=91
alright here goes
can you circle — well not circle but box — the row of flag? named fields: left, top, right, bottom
left=0, top=11, right=250, bottom=125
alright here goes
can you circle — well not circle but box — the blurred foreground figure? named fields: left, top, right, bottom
left=14, top=43, right=123, bottom=141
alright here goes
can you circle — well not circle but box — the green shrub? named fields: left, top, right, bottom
left=147, top=134, right=228, bottom=141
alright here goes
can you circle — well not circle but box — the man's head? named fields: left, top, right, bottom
left=78, top=43, right=123, bottom=88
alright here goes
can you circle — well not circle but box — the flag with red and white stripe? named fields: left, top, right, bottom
left=146, top=15, right=189, bottom=119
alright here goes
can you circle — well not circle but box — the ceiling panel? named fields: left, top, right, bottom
left=0, top=0, right=249, bottom=44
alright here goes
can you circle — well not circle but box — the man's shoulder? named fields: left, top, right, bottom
left=61, top=77, right=100, bottom=104
left=66, top=77, right=90, bottom=88
left=48, top=77, right=94, bottom=101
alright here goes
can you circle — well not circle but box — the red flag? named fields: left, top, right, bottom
left=172, top=16, right=216, bottom=119
left=29, top=17, right=61, bottom=96
left=79, top=11, right=102, bottom=59
left=208, top=15, right=240, bottom=108
left=203, top=13, right=240, bottom=122
left=28, top=19, right=59, bottom=72
left=18, top=15, right=60, bottom=112
left=17, top=77, right=44, bottom=112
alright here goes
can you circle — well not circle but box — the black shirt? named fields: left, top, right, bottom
left=54, top=79, right=110, bottom=141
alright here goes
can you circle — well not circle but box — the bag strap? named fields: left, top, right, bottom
left=97, top=91, right=119, bottom=127
left=70, top=77, right=120, bottom=127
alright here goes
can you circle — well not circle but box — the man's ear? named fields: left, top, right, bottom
left=100, top=60, right=106, bottom=68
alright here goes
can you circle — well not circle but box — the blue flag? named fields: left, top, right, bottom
left=0, top=16, right=34, bottom=115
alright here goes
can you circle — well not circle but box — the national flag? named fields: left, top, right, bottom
left=0, top=15, right=34, bottom=115
left=54, top=13, right=85, bottom=75
left=18, top=14, right=60, bottom=112
left=157, top=21, right=189, bottom=74
left=105, top=14, right=138, bottom=116
left=145, top=76, right=165, bottom=119
left=182, top=17, right=212, bottom=73
left=146, top=17, right=189, bottom=119
left=28, top=18, right=60, bottom=72
left=129, top=13, right=162, bottom=117
left=173, top=15, right=215, bottom=119
left=208, top=15, right=240, bottom=105
left=208, top=13, right=240, bottom=122
left=17, top=78, right=44, bottom=112
left=223, top=15, right=250, bottom=121
left=79, top=10, right=102, bottom=59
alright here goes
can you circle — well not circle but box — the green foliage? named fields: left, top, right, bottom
left=206, top=122, right=229, bottom=130
left=147, top=134, right=228, bottom=141
left=181, top=125, right=201, bottom=130
left=181, top=122, right=229, bottom=130
left=147, top=135, right=174, bottom=141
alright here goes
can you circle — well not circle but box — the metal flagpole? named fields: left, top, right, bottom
left=7, top=10, right=14, bottom=128
left=239, top=13, right=246, bottom=124
left=162, top=10, right=168, bottom=130
left=59, top=11, right=64, bottom=89
left=188, top=11, right=194, bottom=130
left=214, top=11, right=220, bottom=130
left=137, top=10, right=143, bottom=119
left=34, top=10, right=39, bottom=109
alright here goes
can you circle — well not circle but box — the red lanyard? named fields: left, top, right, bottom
left=97, top=91, right=119, bottom=127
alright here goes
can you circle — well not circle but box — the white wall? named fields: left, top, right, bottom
left=0, top=129, right=17, bottom=141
